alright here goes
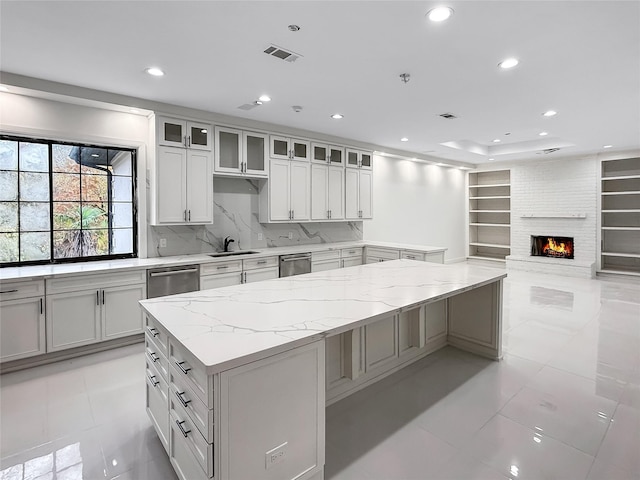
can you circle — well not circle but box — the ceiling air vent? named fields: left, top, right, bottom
left=537, top=148, right=561, bottom=154
left=439, top=113, right=458, bottom=119
left=264, top=44, right=302, bottom=63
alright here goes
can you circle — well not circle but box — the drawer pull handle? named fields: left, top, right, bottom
left=176, top=419, right=191, bottom=438
left=0, top=289, right=18, bottom=294
left=175, top=390, right=191, bottom=407
left=406, top=255, right=415, bottom=259
left=147, top=327, right=159, bottom=337
left=175, top=361, right=191, bottom=375
left=148, top=352, right=159, bottom=363
left=257, top=260, right=267, bottom=265
left=147, top=374, right=159, bottom=387
left=217, top=265, right=229, bottom=269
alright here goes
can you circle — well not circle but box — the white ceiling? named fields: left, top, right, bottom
left=1, top=1, right=639, bottom=164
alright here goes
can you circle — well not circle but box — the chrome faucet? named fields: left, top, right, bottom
left=224, top=236, right=235, bottom=252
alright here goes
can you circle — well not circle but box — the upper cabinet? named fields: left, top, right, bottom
left=346, top=149, right=372, bottom=169
left=158, top=116, right=212, bottom=151
left=270, top=136, right=310, bottom=162
left=259, top=158, right=310, bottom=222
left=345, top=169, right=373, bottom=220
left=312, top=143, right=344, bottom=166
left=214, top=126, right=268, bottom=178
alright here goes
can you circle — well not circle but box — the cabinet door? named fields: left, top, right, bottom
left=365, top=315, right=398, bottom=371
left=244, top=267, right=279, bottom=283
left=269, top=159, right=291, bottom=221
left=158, top=117, right=186, bottom=148
left=244, top=131, right=268, bottom=176
left=342, top=257, right=363, bottom=268
left=47, top=290, right=101, bottom=351
left=0, top=297, right=45, bottom=362
left=201, top=272, right=242, bottom=290
left=291, top=139, right=310, bottom=162
left=186, top=150, right=213, bottom=224
left=328, top=165, right=344, bottom=220
left=346, top=149, right=359, bottom=168
left=329, top=146, right=344, bottom=166
left=214, top=126, right=242, bottom=174
left=311, top=143, right=328, bottom=164
left=359, top=170, right=373, bottom=219
left=270, top=135, right=290, bottom=160
left=102, top=284, right=146, bottom=340
left=157, top=147, right=187, bottom=224
left=360, top=151, right=372, bottom=169
left=312, top=259, right=341, bottom=272
left=345, top=168, right=360, bottom=219
left=186, top=122, right=212, bottom=151
left=290, top=161, right=310, bottom=221
left=310, top=164, right=329, bottom=220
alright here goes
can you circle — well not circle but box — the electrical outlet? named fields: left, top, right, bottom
left=265, top=442, right=287, bottom=469
left=288, top=232, right=293, bottom=240
left=258, top=233, right=263, bottom=241
left=159, top=238, right=167, bottom=248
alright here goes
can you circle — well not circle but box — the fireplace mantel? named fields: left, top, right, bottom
left=520, top=213, right=587, bottom=219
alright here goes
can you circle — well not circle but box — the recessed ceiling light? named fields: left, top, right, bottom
left=426, top=7, right=454, bottom=22
left=401, top=137, right=409, bottom=142
left=0, top=86, right=8, bottom=92
left=331, top=113, right=344, bottom=119
left=539, top=131, right=548, bottom=136
left=488, top=158, right=495, bottom=161
left=288, top=24, right=301, bottom=32
left=258, top=95, right=271, bottom=102
left=145, top=67, right=165, bottom=77
left=493, top=139, right=501, bottom=143
left=498, top=58, right=519, bottom=69
left=542, top=110, right=557, bottom=117
left=603, top=145, right=613, bottom=148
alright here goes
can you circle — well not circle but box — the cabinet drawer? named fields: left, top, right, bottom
left=342, top=257, right=363, bottom=268
left=365, top=247, right=399, bottom=261
left=145, top=316, right=169, bottom=359
left=201, top=272, right=242, bottom=290
left=0, top=279, right=45, bottom=301
left=169, top=410, right=211, bottom=480
left=312, top=259, right=341, bottom=273
left=146, top=366, right=169, bottom=452
left=200, top=260, right=242, bottom=276
left=424, top=252, right=445, bottom=264
left=242, top=255, right=278, bottom=271
left=311, top=249, right=340, bottom=262
left=170, top=340, right=212, bottom=407
left=171, top=369, right=214, bottom=443
left=341, top=247, right=363, bottom=259
left=47, top=269, right=146, bottom=294
left=401, top=250, right=426, bottom=261
left=146, top=339, right=169, bottom=382
left=170, top=400, right=213, bottom=478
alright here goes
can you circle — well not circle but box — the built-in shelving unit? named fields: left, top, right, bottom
left=600, top=157, right=640, bottom=275
left=468, top=170, right=511, bottom=262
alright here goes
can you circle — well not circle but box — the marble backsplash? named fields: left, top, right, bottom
left=147, top=177, right=363, bottom=257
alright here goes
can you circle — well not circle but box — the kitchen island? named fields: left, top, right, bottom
left=140, top=260, right=506, bottom=480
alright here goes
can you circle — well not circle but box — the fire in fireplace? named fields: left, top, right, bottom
left=531, top=236, right=574, bottom=259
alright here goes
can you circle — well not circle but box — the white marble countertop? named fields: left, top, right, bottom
left=0, top=241, right=447, bottom=282
left=140, top=260, right=505, bottom=374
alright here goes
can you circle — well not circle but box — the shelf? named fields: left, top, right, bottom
left=602, top=226, right=640, bottom=231
left=470, top=223, right=510, bottom=227
left=468, top=183, right=510, bottom=188
left=520, top=213, right=586, bottom=218
left=599, top=267, right=640, bottom=277
left=469, top=196, right=511, bottom=200
left=469, top=242, right=510, bottom=249
left=601, top=191, right=640, bottom=196
left=601, top=209, right=640, bottom=213
left=602, top=174, right=640, bottom=181
left=467, top=255, right=507, bottom=263
left=470, top=210, right=511, bottom=213
left=601, top=252, right=640, bottom=259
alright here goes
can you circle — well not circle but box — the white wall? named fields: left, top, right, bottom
left=363, top=156, right=467, bottom=262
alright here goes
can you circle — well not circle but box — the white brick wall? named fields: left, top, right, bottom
left=507, top=155, right=598, bottom=277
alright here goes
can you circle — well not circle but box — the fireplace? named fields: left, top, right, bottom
left=531, top=236, right=574, bottom=259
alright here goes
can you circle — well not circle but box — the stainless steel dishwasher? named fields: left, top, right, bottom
left=279, top=253, right=312, bottom=277
left=147, top=264, right=200, bottom=298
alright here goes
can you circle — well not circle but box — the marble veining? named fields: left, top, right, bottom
left=140, top=260, right=506, bottom=374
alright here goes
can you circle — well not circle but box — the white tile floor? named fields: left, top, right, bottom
left=1, top=270, right=639, bottom=480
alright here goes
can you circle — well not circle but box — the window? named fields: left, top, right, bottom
left=0, top=135, right=137, bottom=266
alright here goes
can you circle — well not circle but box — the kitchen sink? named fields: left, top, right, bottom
left=208, top=250, right=260, bottom=258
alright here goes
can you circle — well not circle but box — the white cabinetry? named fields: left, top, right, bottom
left=365, top=315, right=398, bottom=371
left=200, top=257, right=279, bottom=289
left=468, top=170, right=511, bottom=261
left=311, top=250, right=341, bottom=272
left=0, top=280, right=46, bottom=362
left=311, top=164, right=344, bottom=221
left=345, top=168, right=373, bottom=220
left=346, top=149, right=372, bottom=170
left=600, top=157, right=640, bottom=275
left=311, top=143, right=344, bottom=166
left=341, top=247, right=364, bottom=267
left=259, top=158, right=310, bottom=222
left=158, top=116, right=212, bottom=150
left=214, top=127, right=269, bottom=178
left=242, top=256, right=279, bottom=283
left=270, top=135, right=310, bottom=162
left=365, top=246, right=400, bottom=264
left=46, top=270, right=145, bottom=351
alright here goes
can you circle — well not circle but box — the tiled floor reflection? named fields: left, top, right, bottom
left=1, top=270, right=639, bottom=479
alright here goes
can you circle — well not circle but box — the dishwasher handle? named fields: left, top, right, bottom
left=149, top=268, right=199, bottom=278
left=280, top=254, right=312, bottom=262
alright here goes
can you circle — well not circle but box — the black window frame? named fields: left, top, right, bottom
left=0, top=134, right=138, bottom=267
